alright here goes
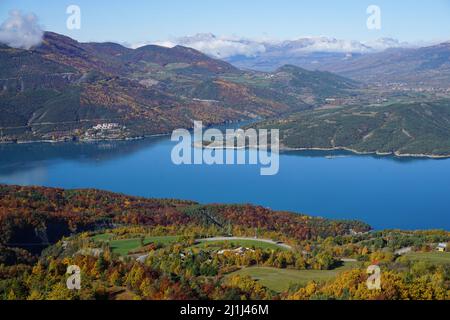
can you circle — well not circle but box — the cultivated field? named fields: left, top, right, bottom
left=404, top=252, right=450, bottom=264
left=226, top=262, right=358, bottom=292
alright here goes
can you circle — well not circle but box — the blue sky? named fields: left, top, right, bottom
left=1, top=0, right=449, bottom=43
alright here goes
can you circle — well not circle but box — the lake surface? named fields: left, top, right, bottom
left=0, top=133, right=449, bottom=230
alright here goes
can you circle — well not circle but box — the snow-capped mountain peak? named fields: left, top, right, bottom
left=143, top=34, right=412, bottom=59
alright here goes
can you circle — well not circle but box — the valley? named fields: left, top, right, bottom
left=0, top=32, right=360, bottom=144
left=0, top=184, right=448, bottom=300
left=0, top=2, right=450, bottom=303
left=2, top=32, right=449, bottom=159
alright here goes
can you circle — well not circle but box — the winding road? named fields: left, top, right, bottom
left=135, top=237, right=293, bottom=263
left=196, top=237, right=293, bottom=250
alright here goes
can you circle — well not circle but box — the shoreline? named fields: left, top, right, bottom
left=195, top=142, right=450, bottom=159
left=279, top=145, right=450, bottom=159
left=0, top=133, right=170, bottom=146
left=0, top=119, right=250, bottom=146
left=2, top=134, right=450, bottom=159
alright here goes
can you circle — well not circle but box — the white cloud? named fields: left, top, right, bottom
left=134, top=33, right=267, bottom=58
left=277, top=37, right=373, bottom=53
left=139, top=34, right=414, bottom=58
left=131, top=33, right=429, bottom=59
left=174, top=34, right=267, bottom=58
left=363, top=38, right=406, bottom=51
left=0, top=10, right=44, bottom=49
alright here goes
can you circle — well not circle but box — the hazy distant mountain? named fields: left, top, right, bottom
left=151, top=34, right=450, bottom=88
left=149, top=34, right=412, bottom=71
left=316, top=42, right=450, bottom=87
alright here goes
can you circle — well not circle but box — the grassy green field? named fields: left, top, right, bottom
left=92, top=234, right=180, bottom=255
left=404, top=252, right=450, bottom=264
left=226, top=262, right=358, bottom=292
left=195, top=239, right=287, bottom=251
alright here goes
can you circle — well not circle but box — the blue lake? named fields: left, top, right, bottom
left=0, top=134, right=449, bottom=230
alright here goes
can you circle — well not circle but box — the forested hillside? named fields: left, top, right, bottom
left=0, top=32, right=358, bottom=142
left=0, top=185, right=448, bottom=300
left=253, top=100, right=450, bottom=157
left=0, top=184, right=369, bottom=262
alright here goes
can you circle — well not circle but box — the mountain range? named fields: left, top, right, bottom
left=317, top=42, right=450, bottom=87
left=0, top=32, right=357, bottom=142
left=229, top=42, right=450, bottom=87
left=150, top=33, right=410, bottom=58
left=1, top=31, right=450, bottom=154
left=152, top=34, right=450, bottom=87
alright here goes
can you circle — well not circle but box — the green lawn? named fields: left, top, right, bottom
left=226, top=262, right=357, bottom=293
left=195, top=239, right=287, bottom=251
left=404, top=252, right=450, bottom=264
left=93, top=234, right=180, bottom=255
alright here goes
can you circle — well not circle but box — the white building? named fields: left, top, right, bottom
left=436, top=243, right=447, bottom=252
left=93, top=123, right=119, bottom=130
